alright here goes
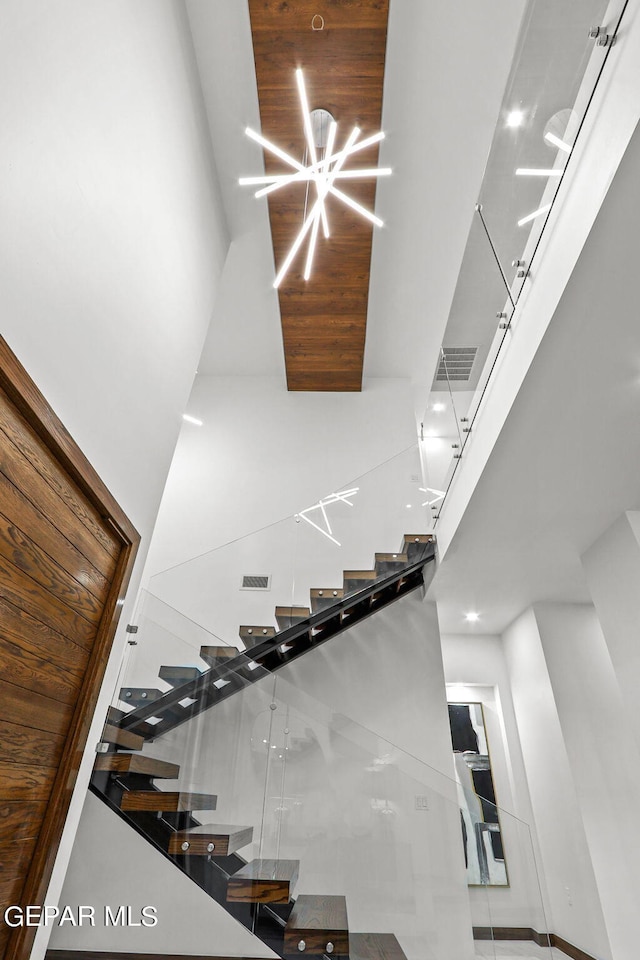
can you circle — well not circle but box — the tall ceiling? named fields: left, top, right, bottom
left=186, top=0, right=528, bottom=391
left=248, top=0, right=389, bottom=392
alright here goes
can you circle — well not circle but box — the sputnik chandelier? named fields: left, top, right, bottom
left=239, top=69, right=390, bottom=288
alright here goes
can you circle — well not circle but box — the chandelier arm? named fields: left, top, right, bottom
left=328, top=185, right=383, bottom=227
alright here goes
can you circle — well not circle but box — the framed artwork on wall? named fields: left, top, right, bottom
left=448, top=701, right=508, bottom=886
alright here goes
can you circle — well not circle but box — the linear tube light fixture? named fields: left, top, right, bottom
left=515, top=168, right=563, bottom=177
left=240, top=69, right=389, bottom=287
left=182, top=414, right=203, bottom=426
left=544, top=131, right=572, bottom=153
left=518, top=202, right=552, bottom=227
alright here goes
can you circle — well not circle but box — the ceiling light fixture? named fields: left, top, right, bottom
left=297, top=487, right=359, bottom=546
left=182, top=414, right=203, bottom=426
left=419, top=487, right=445, bottom=507
left=544, top=131, right=572, bottom=153
left=515, top=168, right=563, bottom=177
left=506, top=109, right=524, bottom=128
left=464, top=612, right=480, bottom=622
left=240, top=69, right=390, bottom=288
left=432, top=402, right=446, bottom=412
left=518, top=202, right=552, bottom=227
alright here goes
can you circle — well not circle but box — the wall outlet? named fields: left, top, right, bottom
left=415, top=795, right=429, bottom=810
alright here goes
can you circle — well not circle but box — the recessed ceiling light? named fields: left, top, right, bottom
left=506, top=109, right=524, bottom=129
left=432, top=402, right=446, bottom=412
left=464, top=611, right=480, bottom=622
left=406, top=504, right=412, bottom=509
left=182, top=414, right=203, bottom=426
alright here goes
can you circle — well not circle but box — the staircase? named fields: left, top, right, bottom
left=90, top=533, right=436, bottom=959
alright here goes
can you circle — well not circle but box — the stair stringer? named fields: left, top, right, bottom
left=47, top=791, right=278, bottom=958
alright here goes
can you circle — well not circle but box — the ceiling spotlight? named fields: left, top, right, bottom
left=182, top=414, right=203, bottom=426
left=432, top=402, right=446, bottom=412
left=464, top=612, right=480, bottom=622
left=240, top=68, right=390, bottom=288
left=506, top=109, right=524, bottom=128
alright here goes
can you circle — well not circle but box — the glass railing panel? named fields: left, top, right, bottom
left=93, top=593, right=552, bottom=960
left=147, top=444, right=434, bottom=654
left=425, top=0, right=628, bottom=524
left=475, top=0, right=624, bottom=298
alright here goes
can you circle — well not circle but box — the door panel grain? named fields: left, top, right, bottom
left=0, top=337, right=139, bottom=960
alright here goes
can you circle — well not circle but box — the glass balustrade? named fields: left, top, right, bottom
left=94, top=597, right=552, bottom=960
left=425, top=0, right=628, bottom=521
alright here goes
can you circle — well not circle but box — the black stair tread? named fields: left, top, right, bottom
left=349, top=933, right=408, bottom=960
left=106, top=706, right=157, bottom=739
left=100, top=723, right=144, bottom=751
left=120, top=791, right=217, bottom=812
left=93, top=753, right=179, bottom=778
left=168, top=823, right=253, bottom=856
left=284, top=894, right=349, bottom=955
left=158, top=665, right=201, bottom=686
left=227, top=858, right=300, bottom=903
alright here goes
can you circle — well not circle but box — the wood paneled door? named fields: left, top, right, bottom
left=0, top=337, right=139, bottom=960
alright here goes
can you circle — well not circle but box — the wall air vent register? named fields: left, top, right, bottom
left=436, top=346, right=478, bottom=382
left=240, top=575, right=271, bottom=591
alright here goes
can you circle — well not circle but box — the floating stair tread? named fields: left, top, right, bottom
left=106, top=706, right=157, bottom=739
left=120, top=687, right=163, bottom=704
left=169, top=823, right=253, bottom=856
left=120, top=791, right=217, bottom=812
left=93, top=753, right=179, bottom=778
left=200, top=645, right=240, bottom=666
left=275, top=606, right=310, bottom=618
left=310, top=588, right=343, bottom=599
left=349, top=933, right=408, bottom=960
left=375, top=553, right=408, bottom=564
left=158, top=665, right=201, bottom=686
left=284, top=894, right=348, bottom=955
left=100, top=723, right=144, bottom=751
left=239, top=625, right=276, bottom=640
left=343, top=570, right=377, bottom=580
left=227, top=858, right=299, bottom=903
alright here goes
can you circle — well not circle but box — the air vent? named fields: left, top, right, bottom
left=240, top=575, right=271, bottom=591
left=436, top=347, right=478, bottom=382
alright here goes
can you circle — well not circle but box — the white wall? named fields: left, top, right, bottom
left=442, top=634, right=548, bottom=931
left=503, top=608, right=611, bottom=960
left=144, top=374, right=420, bottom=578
left=582, top=511, right=640, bottom=756
left=49, top=791, right=278, bottom=958
left=0, top=3, right=228, bottom=954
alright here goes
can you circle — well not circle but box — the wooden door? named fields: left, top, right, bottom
left=0, top=338, right=139, bottom=960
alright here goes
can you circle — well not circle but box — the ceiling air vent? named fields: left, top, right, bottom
left=240, top=575, right=271, bottom=591
left=436, top=346, right=478, bottom=382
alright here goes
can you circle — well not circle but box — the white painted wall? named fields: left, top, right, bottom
left=144, top=374, right=420, bottom=578
left=442, top=634, right=548, bottom=931
left=502, top=608, right=611, bottom=960
left=49, top=791, right=278, bottom=958
left=0, top=3, right=228, bottom=955
left=582, top=511, right=640, bottom=756
left=532, top=603, right=640, bottom=960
